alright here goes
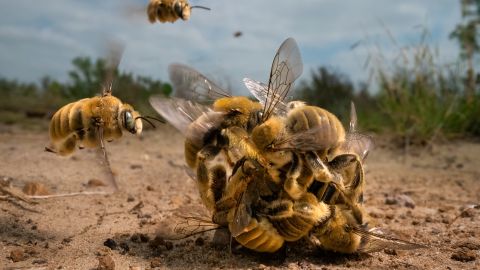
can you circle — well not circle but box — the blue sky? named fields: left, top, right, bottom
left=0, top=1, right=462, bottom=94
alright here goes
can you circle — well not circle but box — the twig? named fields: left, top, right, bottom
left=28, top=190, right=112, bottom=199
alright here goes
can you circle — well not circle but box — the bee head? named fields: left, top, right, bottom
left=174, top=1, right=191, bottom=20
left=120, top=105, right=143, bottom=135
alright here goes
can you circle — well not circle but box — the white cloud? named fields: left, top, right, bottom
left=0, top=0, right=463, bottom=95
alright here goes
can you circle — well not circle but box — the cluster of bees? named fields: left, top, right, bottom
left=45, top=1, right=425, bottom=257
left=150, top=38, right=425, bottom=254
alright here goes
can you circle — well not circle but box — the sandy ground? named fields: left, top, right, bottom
left=0, top=124, right=479, bottom=270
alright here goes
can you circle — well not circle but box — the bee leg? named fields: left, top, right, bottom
left=97, top=126, right=118, bottom=191
left=284, top=154, right=314, bottom=200
left=197, top=163, right=226, bottom=212
left=221, top=127, right=269, bottom=168
left=329, top=154, right=366, bottom=224
left=305, top=152, right=340, bottom=186
left=44, top=146, right=57, bottom=154
left=256, top=199, right=295, bottom=220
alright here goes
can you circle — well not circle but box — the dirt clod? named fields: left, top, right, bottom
left=104, top=238, right=118, bottom=250
left=87, top=178, right=106, bottom=187
left=150, top=258, right=162, bottom=267
left=165, top=241, right=174, bottom=250
left=195, top=237, right=205, bottom=246
left=97, top=255, right=115, bottom=270
left=22, top=181, right=50, bottom=195
left=451, top=248, right=476, bottom=262
left=384, top=248, right=398, bottom=255
left=9, top=248, right=25, bottom=262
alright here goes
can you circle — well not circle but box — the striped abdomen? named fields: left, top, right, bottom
left=231, top=216, right=285, bottom=253
left=285, top=105, right=346, bottom=155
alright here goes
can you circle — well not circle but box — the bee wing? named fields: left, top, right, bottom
left=351, top=227, right=427, bottom=253
left=342, top=102, right=374, bottom=161
left=169, top=63, right=231, bottom=103
left=262, top=38, right=303, bottom=121
left=157, top=206, right=221, bottom=240
left=230, top=192, right=253, bottom=237
left=149, top=95, right=213, bottom=134
left=102, top=40, right=125, bottom=97
left=342, top=132, right=374, bottom=161
left=243, top=78, right=288, bottom=116
left=273, top=126, right=338, bottom=152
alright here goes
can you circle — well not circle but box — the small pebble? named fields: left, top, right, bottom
left=451, top=248, right=476, bottom=262
left=195, top=237, right=205, bottom=246
left=87, top=179, right=106, bottom=187
left=98, top=255, right=115, bottom=270
left=9, top=249, right=25, bottom=262
left=104, top=238, right=118, bottom=250
left=150, top=258, right=162, bottom=267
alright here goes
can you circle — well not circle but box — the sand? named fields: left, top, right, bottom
left=1, top=125, right=479, bottom=269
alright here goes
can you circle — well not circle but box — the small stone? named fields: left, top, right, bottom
left=195, top=237, right=205, bottom=246
left=146, top=185, right=154, bottom=191
left=149, top=236, right=165, bottom=249
left=9, top=249, right=25, bottom=262
left=104, top=238, right=118, bottom=250
left=32, top=258, right=48, bottom=264
left=98, top=255, right=115, bottom=270
left=425, top=216, right=433, bottom=223
left=384, top=248, right=398, bottom=255
left=165, top=241, right=173, bottom=250
left=87, top=179, right=106, bottom=187
left=385, top=197, right=398, bottom=205
left=62, top=238, right=72, bottom=244
left=127, top=195, right=135, bottom=202
left=412, top=220, right=420, bottom=225
left=150, top=258, right=162, bottom=267
left=130, top=164, right=143, bottom=170
left=451, top=248, right=476, bottom=262
left=140, top=234, right=150, bottom=243
left=119, top=242, right=130, bottom=254
left=22, top=182, right=50, bottom=195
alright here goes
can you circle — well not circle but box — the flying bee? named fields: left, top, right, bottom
left=46, top=42, right=163, bottom=190
left=147, top=0, right=210, bottom=23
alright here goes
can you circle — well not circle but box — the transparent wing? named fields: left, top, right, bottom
left=272, top=125, right=339, bottom=152
left=149, top=95, right=212, bottom=134
left=341, top=102, right=374, bottom=161
left=169, top=63, right=231, bottom=103
left=102, top=40, right=125, bottom=97
left=149, top=95, right=226, bottom=145
left=243, top=78, right=288, bottom=116
left=157, top=206, right=221, bottom=240
left=352, top=227, right=427, bottom=253
left=262, top=38, right=303, bottom=121
left=342, top=133, right=374, bottom=161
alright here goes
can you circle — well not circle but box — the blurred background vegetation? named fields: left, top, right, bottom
left=0, top=0, right=479, bottom=147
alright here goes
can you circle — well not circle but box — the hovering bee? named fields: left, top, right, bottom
left=46, top=43, right=163, bottom=190
left=147, top=0, right=210, bottom=23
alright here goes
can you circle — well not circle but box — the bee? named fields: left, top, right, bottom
left=147, top=0, right=210, bottom=24
left=149, top=38, right=303, bottom=215
left=46, top=42, right=163, bottom=189
left=309, top=204, right=426, bottom=253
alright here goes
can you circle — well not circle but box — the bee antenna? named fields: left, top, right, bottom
left=135, top=116, right=156, bottom=128
left=144, top=115, right=166, bottom=124
left=190, top=5, right=210, bottom=11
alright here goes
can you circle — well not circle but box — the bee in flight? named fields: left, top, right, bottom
left=46, top=42, right=163, bottom=190
left=147, top=0, right=210, bottom=23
